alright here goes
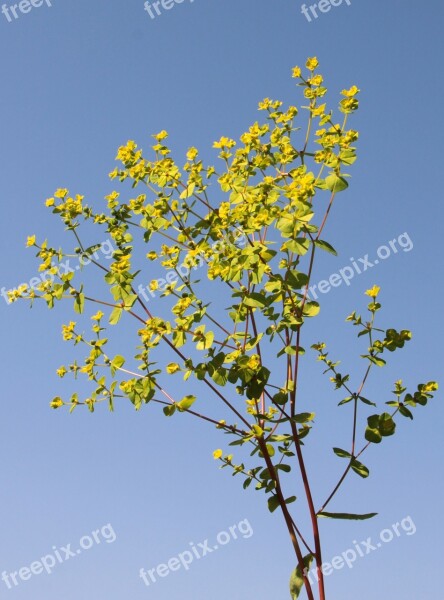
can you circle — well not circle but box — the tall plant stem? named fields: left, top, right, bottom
left=291, top=422, right=326, bottom=600
left=258, top=438, right=316, bottom=600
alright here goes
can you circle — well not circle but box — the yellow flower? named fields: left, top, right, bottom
left=292, top=66, right=302, bottom=78
left=62, top=321, right=76, bottom=341
left=54, top=188, right=69, bottom=199
left=213, top=136, right=236, bottom=149
left=306, top=57, right=319, bottom=71
left=146, top=251, right=158, bottom=261
left=45, top=197, right=55, bottom=207
left=149, top=279, right=159, bottom=291
left=365, top=285, right=381, bottom=298
left=341, top=85, right=360, bottom=97
left=26, top=235, right=36, bottom=247
left=91, top=310, right=104, bottom=321
left=213, top=449, right=223, bottom=460
left=186, top=147, right=198, bottom=161
left=105, top=191, right=120, bottom=202
left=50, top=397, right=64, bottom=409
left=309, top=74, right=323, bottom=86
left=247, top=354, right=261, bottom=370
left=116, top=141, right=137, bottom=163
left=340, top=98, right=359, bottom=113
left=56, top=366, right=67, bottom=378
left=166, top=363, right=181, bottom=374
left=312, top=103, right=326, bottom=116
left=258, top=98, right=273, bottom=110
left=153, top=130, right=168, bottom=141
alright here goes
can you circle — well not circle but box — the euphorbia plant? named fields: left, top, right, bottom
left=11, top=58, right=437, bottom=599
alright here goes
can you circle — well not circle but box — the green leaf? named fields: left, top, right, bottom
left=122, top=294, right=138, bottom=310
left=338, top=396, right=354, bottom=406
left=363, top=354, right=386, bottom=367
left=339, top=148, right=357, bottom=165
left=177, top=395, right=197, bottom=411
left=283, top=238, right=310, bottom=255
left=325, top=174, right=349, bottom=193
left=365, top=426, right=382, bottom=444
left=314, top=239, right=338, bottom=256
left=275, top=464, right=291, bottom=473
left=163, top=404, right=176, bottom=417
left=109, top=306, right=123, bottom=325
left=399, top=405, right=414, bottom=419
left=196, top=331, right=214, bottom=350
left=359, top=395, right=376, bottom=407
left=73, top=293, right=85, bottom=314
left=243, top=478, right=252, bottom=490
left=302, top=302, right=320, bottom=317
left=266, top=444, right=275, bottom=457
left=286, top=270, right=309, bottom=290
left=350, top=458, right=370, bottom=478
left=209, top=366, right=228, bottom=386
left=333, top=447, right=351, bottom=459
left=243, top=293, right=268, bottom=308
left=172, top=330, right=186, bottom=348
left=267, top=495, right=281, bottom=513
left=379, top=412, right=396, bottom=436
left=252, top=424, right=264, bottom=437
left=179, top=182, right=196, bottom=199
left=272, top=391, right=288, bottom=405
left=289, top=554, right=314, bottom=600
left=292, top=412, right=315, bottom=424
left=318, top=512, right=377, bottom=520
left=110, top=355, right=125, bottom=376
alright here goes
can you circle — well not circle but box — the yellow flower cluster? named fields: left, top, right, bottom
left=62, top=321, right=76, bottom=341
left=116, top=140, right=138, bottom=163
left=213, top=136, right=236, bottom=149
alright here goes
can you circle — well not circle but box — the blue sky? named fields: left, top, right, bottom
left=0, top=0, right=442, bottom=598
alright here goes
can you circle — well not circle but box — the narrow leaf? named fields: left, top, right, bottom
left=289, top=554, right=314, bottom=600
left=318, top=512, right=377, bottom=520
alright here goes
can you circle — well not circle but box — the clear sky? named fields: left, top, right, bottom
left=0, top=0, right=442, bottom=598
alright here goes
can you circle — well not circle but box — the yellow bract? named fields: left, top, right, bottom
left=50, top=397, right=64, bottom=409
left=91, top=310, right=104, bottom=321
left=54, top=188, right=69, bottom=199
left=213, top=136, right=236, bottom=149
left=306, top=57, right=319, bottom=71
left=365, top=285, right=381, bottom=298
left=186, top=147, right=198, bottom=161
left=342, top=85, right=360, bottom=97
left=153, top=130, right=168, bottom=141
